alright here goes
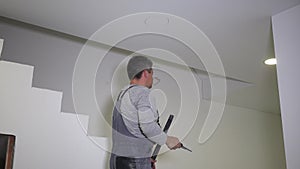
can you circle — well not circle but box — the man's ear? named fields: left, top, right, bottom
left=142, top=70, right=148, bottom=78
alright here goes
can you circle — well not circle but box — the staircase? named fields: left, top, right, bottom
left=0, top=60, right=109, bottom=169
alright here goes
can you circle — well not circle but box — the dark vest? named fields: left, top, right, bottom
left=111, top=87, right=154, bottom=158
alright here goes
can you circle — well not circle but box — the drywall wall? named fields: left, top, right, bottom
left=0, top=16, right=84, bottom=114
left=158, top=101, right=286, bottom=169
left=272, top=4, right=300, bottom=169
left=0, top=16, right=286, bottom=169
left=0, top=16, right=232, bottom=138
left=0, top=60, right=286, bottom=169
left=0, top=17, right=129, bottom=137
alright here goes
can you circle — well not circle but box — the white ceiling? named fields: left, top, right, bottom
left=1, top=0, right=300, bottom=114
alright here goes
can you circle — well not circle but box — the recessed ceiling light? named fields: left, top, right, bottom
left=264, top=58, right=277, bottom=65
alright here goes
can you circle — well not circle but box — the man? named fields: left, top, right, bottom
left=110, top=56, right=181, bottom=169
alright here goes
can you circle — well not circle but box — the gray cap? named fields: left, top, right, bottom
left=127, top=56, right=153, bottom=80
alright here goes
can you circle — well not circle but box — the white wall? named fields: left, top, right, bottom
left=158, top=101, right=286, bottom=169
left=272, top=4, right=300, bottom=169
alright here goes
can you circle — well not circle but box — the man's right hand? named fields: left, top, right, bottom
left=166, top=136, right=181, bottom=150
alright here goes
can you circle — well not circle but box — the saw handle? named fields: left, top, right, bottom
left=151, top=114, right=174, bottom=160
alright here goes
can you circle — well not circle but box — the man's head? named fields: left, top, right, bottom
left=127, top=56, right=153, bottom=88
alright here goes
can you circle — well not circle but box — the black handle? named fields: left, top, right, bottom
left=151, top=114, right=174, bottom=160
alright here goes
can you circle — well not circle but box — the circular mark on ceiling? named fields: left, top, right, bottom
left=144, top=16, right=170, bottom=25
